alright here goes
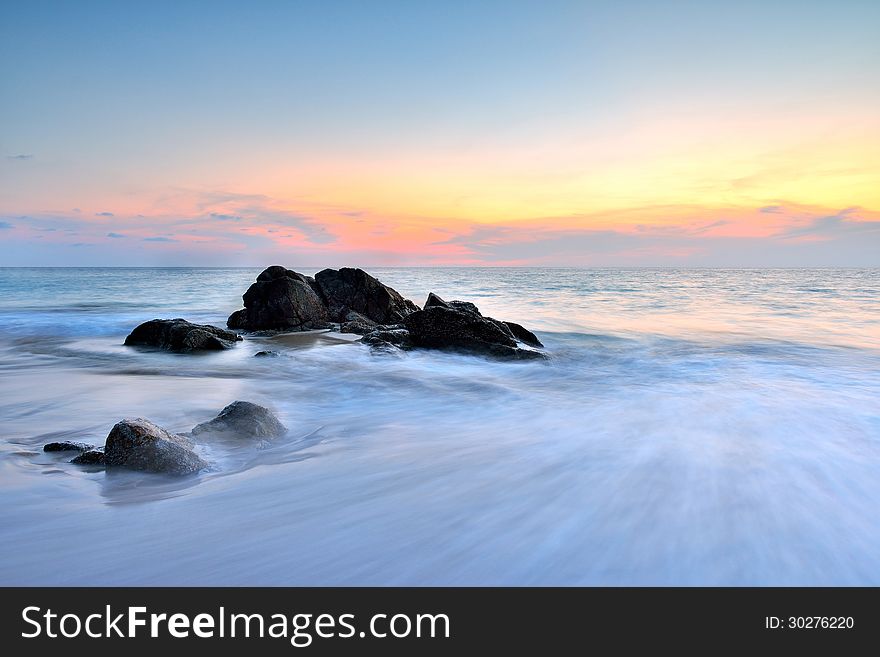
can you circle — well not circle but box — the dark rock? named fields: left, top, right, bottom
left=340, top=320, right=375, bottom=335
left=125, top=318, right=242, bottom=352
left=104, top=418, right=207, bottom=475
left=340, top=310, right=379, bottom=335
left=254, top=350, right=281, bottom=358
left=360, top=328, right=411, bottom=350
left=504, top=321, right=543, bottom=348
left=191, top=401, right=286, bottom=439
left=44, top=441, right=94, bottom=453
left=451, top=301, right=482, bottom=315
left=71, top=449, right=105, bottom=466
left=424, top=292, right=448, bottom=309
left=423, top=292, right=544, bottom=349
left=487, top=317, right=516, bottom=340
left=405, top=306, right=514, bottom=347
left=228, top=266, right=331, bottom=331
left=314, top=268, right=419, bottom=324
left=423, top=293, right=480, bottom=316
left=403, top=306, right=547, bottom=360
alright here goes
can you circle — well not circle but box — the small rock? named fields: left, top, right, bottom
left=44, top=441, right=94, bottom=453
left=423, top=292, right=448, bottom=309
left=191, top=401, right=286, bottom=439
left=423, top=293, right=480, bottom=315
left=71, top=449, right=106, bottom=466
left=125, top=318, right=242, bottom=352
left=340, top=310, right=379, bottom=335
left=104, top=418, right=207, bottom=475
left=360, top=328, right=411, bottom=349
left=254, top=350, right=281, bottom=357
left=504, top=321, right=543, bottom=348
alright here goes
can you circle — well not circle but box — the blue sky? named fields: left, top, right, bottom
left=2, top=1, right=879, bottom=266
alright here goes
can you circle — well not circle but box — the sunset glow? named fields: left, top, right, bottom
left=2, top=1, right=878, bottom=266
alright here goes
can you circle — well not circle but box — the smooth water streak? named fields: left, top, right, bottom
left=0, top=268, right=878, bottom=585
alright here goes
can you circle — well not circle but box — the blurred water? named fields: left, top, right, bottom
left=0, top=267, right=878, bottom=585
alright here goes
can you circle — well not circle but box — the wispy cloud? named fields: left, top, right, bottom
left=107, top=232, right=126, bottom=238
left=209, top=212, right=242, bottom=221
left=95, top=211, right=114, bottom=217
left=425, top=204, right=880, bottom=266
left=7, top=154, right=33, bottom=160
left=143, top=236, right=178, bottom=243
left=228, top=205, right=337, bottom=244
left=759, top=205, right=784, bottom=214
left=0, top=221, right=13, bottom=229
left=778, top=208, right=880, bottom=240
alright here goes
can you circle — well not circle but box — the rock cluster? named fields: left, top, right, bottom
left=227, top=266, right=418, bottom=331
left=59, top=401, right=284, bottom=475
left=367, top=293, right=547, bottom=360
left=224, top=266, right=546, bottom=360
left=123, top=267, right=546, bottom=362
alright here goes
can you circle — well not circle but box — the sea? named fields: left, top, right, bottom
left=0, top=267, right=878, bottom=585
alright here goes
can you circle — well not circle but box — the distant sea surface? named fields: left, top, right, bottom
left=1, top=267, right=878, bottom=585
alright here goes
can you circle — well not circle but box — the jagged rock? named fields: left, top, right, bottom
left=44, top=441, right=94, bottom=453
left=405, top=306, right=514, bottom=347
left=403, top=306, right=546, bottom=360
left=423, top=293, right=480, bottom=315
left=191, top=401, right=286, bottom=439
left=423, top=292, right=447, bottom=309
left=104, top=418, right=207, bottom=475
left=71, top=449, right=105, bottom=465
left=504, top=321, right=543, bottom=348
left=360, top=328, right=411, bottom=350
left=124, top=319, right=242, bottom=352
left=227, top=266, right=331, bottom=331
left=340, top=310, right=379, bottom=335
left=314, top=268, right=419, bottom=324
left=420, top=293, right=544, bottom=350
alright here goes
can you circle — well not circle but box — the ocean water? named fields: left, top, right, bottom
left=0, top=267, right=878, bottom=585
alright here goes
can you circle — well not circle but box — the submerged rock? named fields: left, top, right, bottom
left=228, top=266, right=331, bottom=331
left=254, top=350, right=281, bottom=357
left=503, top=321, right=543, bottom=348
left=125, top=318, right=242, bottom=352
left=360, top=327, right=411, bottom=350
left=191, top=401, right=286, bottom=439
left=405, top=306, right=512, bottom=347
left=44, top=441, right=94, bottom=453
left=71, top=449, right=105, bottom=466
left=314, top=268, right=419, bottom=324
left=403, top=295, right=546, bottom=360
left=104, top=418, right=207, bottom=475
left=340, top=310, right=379, bottom=335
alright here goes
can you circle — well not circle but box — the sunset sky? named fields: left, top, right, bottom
left=2, top=0, right=878, bottom=266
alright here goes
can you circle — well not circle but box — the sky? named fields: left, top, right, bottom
left=1, top=0, right=879, bottom=267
